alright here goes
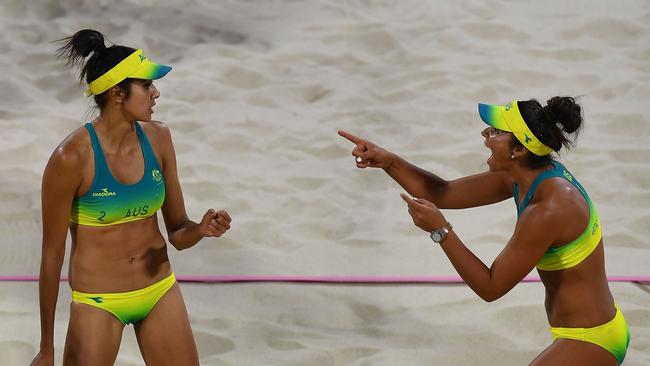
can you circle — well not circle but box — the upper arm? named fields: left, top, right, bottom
left=154, top=123, right=190, bottom=234
left=486, top=202, right=561, bottom=299
left=435, top=171, right=514, bottom=209
left=41, top=143, right=84, bottom=261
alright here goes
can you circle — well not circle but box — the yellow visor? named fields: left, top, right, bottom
left=86, top=49, right=171, bottom=96
left=478, top=100, right=553, bottom=156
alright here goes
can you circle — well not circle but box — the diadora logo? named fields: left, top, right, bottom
left=505, top=102, right=512, bottom=111
left=139, top=52, right=147, bottom=62
left=563, top=170, right=574, bottom=182
left=88, top=296, right=103, bottom=304
left=92, top=188, right=117, bottom=197
left=152, top=169, right=162, bottom=183
left=592, top=221, right=599, bottom=235
left=524, top=134, right=532, bottom=144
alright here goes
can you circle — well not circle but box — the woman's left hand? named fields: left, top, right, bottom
left=400, top=193, right=447, bottom=232
left=198, top=209, right=232, bottom=237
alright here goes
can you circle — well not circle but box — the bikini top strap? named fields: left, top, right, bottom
left=134, top=122, right=160, bottom=171
left=516, top=161, right=565, bottom=217
left=552, top=161, right=590, bottom=201
left=83, top=122, right=111, bottom=181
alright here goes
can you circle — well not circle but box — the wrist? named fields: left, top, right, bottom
left=430, top=222, right=453, bottom=244
left=39, top=342, right=54, bottom=353
left=184, top=221, right=203, bottom=239
left=383, top=153, right=398, bottom=172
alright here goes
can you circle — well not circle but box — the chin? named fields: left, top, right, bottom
left=486, top=158, right=504, bottom=172
left=486, top=156, right=495, bottom=171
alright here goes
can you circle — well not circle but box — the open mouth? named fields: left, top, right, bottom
left=485, top=142, right=494, bottom=165
left=486, top=153, right=494, bottom=166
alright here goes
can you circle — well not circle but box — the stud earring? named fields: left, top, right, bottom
left=511, top=154, right=515, bottom=159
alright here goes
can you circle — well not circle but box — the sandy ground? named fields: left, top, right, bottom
left=0, top=0, right=648, bottom=364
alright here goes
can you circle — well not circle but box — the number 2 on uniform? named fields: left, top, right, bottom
left=99, top=211, right=106, bottom=221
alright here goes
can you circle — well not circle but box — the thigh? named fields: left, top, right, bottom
left=134, top=283, right=199, bottom=366
left=63, top=301, right=125, bottom=366
left=530, top=338, right=619, bottom=366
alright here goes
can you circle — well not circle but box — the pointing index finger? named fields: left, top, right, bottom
left=400, top=193, right=416, bottom=206
left=338, top=130, right=365, bottom=147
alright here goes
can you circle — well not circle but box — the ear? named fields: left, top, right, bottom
left=107, top=86, right=126, bottom=103
left=511, top=145, right=527, bottom=160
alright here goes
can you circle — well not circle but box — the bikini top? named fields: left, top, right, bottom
left=70, top=122, right=165, bottom=226
left=514, top=161, right=602, bottom=271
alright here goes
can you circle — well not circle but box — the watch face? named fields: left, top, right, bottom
left=431, top=231, right=443, bottom=242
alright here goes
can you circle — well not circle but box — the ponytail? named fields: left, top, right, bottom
left=516, top=96, right=583, bottom=168
left=55, top=29, right=135, bottom=108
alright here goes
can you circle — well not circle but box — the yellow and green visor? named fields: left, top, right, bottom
left=86, top=49, right=171, bottom=96
left=478, top=100, right=553, bottom=156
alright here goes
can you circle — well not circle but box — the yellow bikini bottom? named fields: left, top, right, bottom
left=72, top=272, right=176, bottom=325
left=550, top=305, right=630, bottom=365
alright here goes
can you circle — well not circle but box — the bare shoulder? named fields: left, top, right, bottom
left=541, top=177, right=584, bottom=208
left=140, top=120, right=173, bottom=147
left=141, top=120, right=171, bottom=138
left=140, top=120, right=175, bottom=168
left=527, top=177, right=586, bottom=224
left=47, top=126, right=91, bottom=172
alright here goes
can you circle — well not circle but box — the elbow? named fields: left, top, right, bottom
left=167, top=237, right=186, bottom=251
left=168, top=234, right=193, bottom=251
left=166, top=228, right=180, bottom=249
left=477, top=289, right=506, bottom=303
left=165, top=220, right=193, bottom=251
left=167, top=233, right=181, bottom=251
left=174, top=244, right=189, bottom=252
left=480, top=294, right=499, bottom=303
left=431, top=183, right=451, bottom=208
left=41, top=250, right=66, bottom=267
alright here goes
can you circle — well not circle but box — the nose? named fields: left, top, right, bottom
left=152, top=84, right=160, bottom=99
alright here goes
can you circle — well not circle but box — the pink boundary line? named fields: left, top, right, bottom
left=1, top=275, right=649, bottom=284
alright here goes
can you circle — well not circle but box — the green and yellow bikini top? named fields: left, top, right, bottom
left=514, top=161, right=602, bottom=271
left=70, top=122, right=165, bottom=227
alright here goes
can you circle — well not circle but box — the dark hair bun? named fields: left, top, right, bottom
left=543, top=96, right=582, bottom=134
left=56, top=29, right=137, bottom=108
left=72, top=29, right=106, bottom=57
left=56, top=29, right=110, bottom=83
left=55, top=29, right=106, bottom=67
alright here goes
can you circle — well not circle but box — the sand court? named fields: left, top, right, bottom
left=1, top=0, right=649, bottom=364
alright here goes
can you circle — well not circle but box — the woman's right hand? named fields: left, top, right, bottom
left=338, top=130, right=396, bottom=170
left=29, top=349, right=54, bottom=366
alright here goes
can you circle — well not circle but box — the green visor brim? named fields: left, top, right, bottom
left=478, top=103, right=511, bottom=132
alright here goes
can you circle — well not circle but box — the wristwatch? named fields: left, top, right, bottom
left=430, top=222, right=453, bottom=244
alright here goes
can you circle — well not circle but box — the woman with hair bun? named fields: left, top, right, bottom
left=31, top=29, right=231, bottom=366
left=340, top=97, right=630, bottom=365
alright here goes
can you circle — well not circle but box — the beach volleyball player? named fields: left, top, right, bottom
left=31, top=29, right=231, bottom=366
left=340, top=97, right=629, bottom=365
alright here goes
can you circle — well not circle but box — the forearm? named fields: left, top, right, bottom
left=385, top=154, right=449, bottom=205
left=168, top=220, right=204, bottom=250
left=37, top=256, right=63, bottom=350
left=438, top=231, right=498, bottom=302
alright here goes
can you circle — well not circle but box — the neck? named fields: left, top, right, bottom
left=508, top=160, right=554, bottom=198
left=93, top=106, right=138, bottom=150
